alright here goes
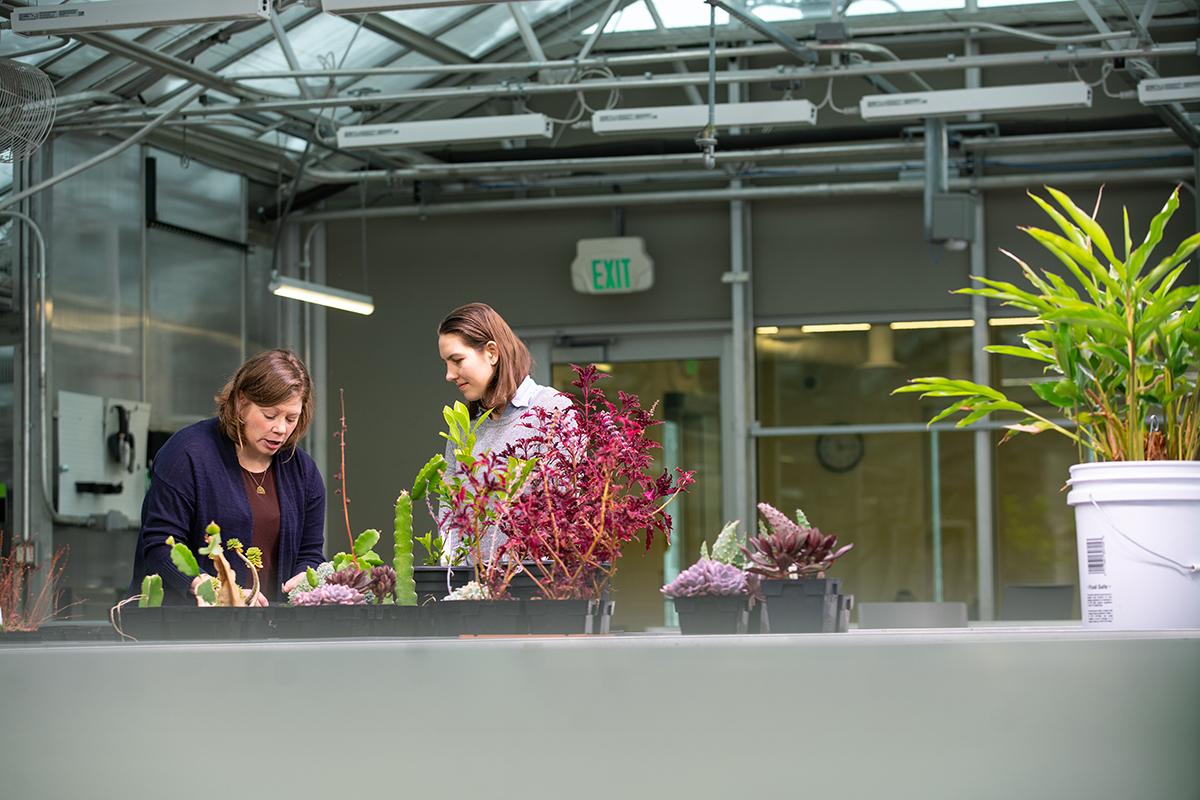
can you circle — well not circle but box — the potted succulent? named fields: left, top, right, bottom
left=896, top=185, right=1200, bottom=629
left=500, top=365, right=696, bottom=634
left=743, top=503, right=854, bottom=633
left=662, top=523, right=759, bottom=635
left=113, top=523, right=268, bottom=640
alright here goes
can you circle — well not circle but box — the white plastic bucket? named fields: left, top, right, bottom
left=1067, top=461, right=1200, bottom=630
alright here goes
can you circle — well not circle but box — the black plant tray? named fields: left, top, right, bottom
left=268, top=605, right=375, bottom=639
left=429, top=600, right=525, bottom=636
left=524, top=599, right=596, bottom=634
left=672, top=595, right=749, bottom=635
left=115, top=606, right=268, bottom=641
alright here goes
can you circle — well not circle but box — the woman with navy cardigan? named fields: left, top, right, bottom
left=130, top=349, right=326, bottom=605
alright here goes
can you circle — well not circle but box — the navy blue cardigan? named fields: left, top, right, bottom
left=130, top=417, right=326, bottom=602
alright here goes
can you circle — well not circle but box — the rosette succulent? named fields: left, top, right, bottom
left=444, top=581, right=491, bottom=601
left=291, top=584, right=367, bottom=606
left=741, top=502, right=853, bottom=580
left=287, top=561, right=335, bottom=604
left=661, top=560, right=749, bottom=598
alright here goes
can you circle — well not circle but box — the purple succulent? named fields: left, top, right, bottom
left=661, top=559, right=749, bottom=598
left=292, top=584, right=367, bottom=606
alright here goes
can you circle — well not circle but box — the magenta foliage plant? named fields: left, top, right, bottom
left=499, top=364, right=696, bottom=600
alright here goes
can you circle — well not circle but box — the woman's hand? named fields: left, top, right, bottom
left=245, top=590, right=270, bottom=607
left=281, top=571, right=308, bottom=595
left=191, top=574, right=213, bottom=607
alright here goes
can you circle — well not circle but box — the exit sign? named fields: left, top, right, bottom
left=571, top=237, right=654, bottom=294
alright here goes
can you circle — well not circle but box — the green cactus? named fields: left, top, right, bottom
left=411, top=454, right=447, bottom=502
left=168, top=539, right=200, bottom=578
left=393, top=491, right=417, bottom=606
left=139, top=574, right=164, bottom=608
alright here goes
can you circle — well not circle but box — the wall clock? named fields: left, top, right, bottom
left=815, top=431, right=865, bottom=473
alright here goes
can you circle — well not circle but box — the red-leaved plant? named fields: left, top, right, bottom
left=498, top=365, right=696, bottom=600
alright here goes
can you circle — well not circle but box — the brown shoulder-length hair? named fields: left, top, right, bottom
left=438, top=302, right=531, bottom=417
left=215, top=349, right=314, bottom=453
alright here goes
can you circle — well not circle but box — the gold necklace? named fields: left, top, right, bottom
left=244, top=464, right=270, bottom=495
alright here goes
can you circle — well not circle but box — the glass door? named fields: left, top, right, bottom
left=528, top=331, right=728, bottom=631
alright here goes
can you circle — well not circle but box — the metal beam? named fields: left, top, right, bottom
left=706, top=0, right=816, bottom=63
left=645, top=0, right=705, bottom=105
left=270, top=9, right=318, bottom=99
left=294, top=166, right=1191, bottom=221
left=1074, top=0, right=1198, bottom=146
left=359, top=14, right=474, bottom=65
left=509, top=3, right=547, bottom=62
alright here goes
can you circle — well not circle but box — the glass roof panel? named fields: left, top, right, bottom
left=381, top=7, right=478, bottom=34
left=846, top=0, right=965, bottom=14
left=978, top=0, right=1069, bottom=7
left=439, top=5, right=523, bottom=58
left=583, top=1, right=729, bottom=33
left=222, top=14, right=400, bottom=97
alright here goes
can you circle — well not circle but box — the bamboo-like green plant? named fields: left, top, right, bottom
left=895, top=186, right=1200, bottom=462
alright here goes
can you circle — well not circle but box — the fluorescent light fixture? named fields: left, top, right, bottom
left=800, top=323, right=872, bottom=333
left=890, top=319, right=974, bottom=330
left=592, top=100, right=817, bottom=135
left=988, top=316, right=1041, bottom=327
left=322, top=0, right=535, bottom=10
left=337, top=114, right=553, bottom=149
left=1137, top=75, right=1200, bottom=105
left=755, top=325, right=781, bottom=335
left=860, top=82, right=1092, bottom=121
left=11, top=0, right=269, bottom=35
left=270, top=275, right=374, bottom=316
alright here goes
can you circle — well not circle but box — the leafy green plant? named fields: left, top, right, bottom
left=896, top=186, right=1200, bottom=462
left=414, top=532, right=445, bottom=566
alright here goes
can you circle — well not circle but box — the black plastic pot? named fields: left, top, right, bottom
left=672, top=595, right=750, bottom=635
left=115, top=606, right=260, bottom=641
left=524, top=599, right=596, bottom=634
left=760, top=578, right=843, bottom=633
left=413, top=566, right=474, bottom=604
left=0, top=630, right=43, bottom=645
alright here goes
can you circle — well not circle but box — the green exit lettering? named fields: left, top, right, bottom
left=591, top=258, right=633, bottom=292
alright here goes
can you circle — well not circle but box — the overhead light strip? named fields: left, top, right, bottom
left=860, top=82, right=1092, bottom=120
left=270, top=275, right=374, bottom=316
left=336, top=114, right=553, bottom=149
left=11, top=0, right=270, bottom=35
left=592, top=100, right=817, bottom=135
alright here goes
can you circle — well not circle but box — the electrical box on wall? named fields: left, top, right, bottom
left=930, top=193, right=976, bottom=245
left=56, top=391, right=150, bottom=528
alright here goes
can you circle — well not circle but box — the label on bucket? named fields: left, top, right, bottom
left=1084, top=582, right=1114, bottom=625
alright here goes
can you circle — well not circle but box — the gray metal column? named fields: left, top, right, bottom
left=727, top=184, right=754, bottom=530
left=971, top=177, right=994, bottom=621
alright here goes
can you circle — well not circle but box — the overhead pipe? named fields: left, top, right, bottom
left=295, top=166, right=1189, bottom=222
left=295, top=129, right=1178, bottom=184
left=69, top=41, right=1192, bottom=123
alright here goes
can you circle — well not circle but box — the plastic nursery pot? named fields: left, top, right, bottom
left=672, top=595, right=749, bottom=635
left=760, top=578, right=843, bottom=634
left=0, top=630, right=43, bottom=645
left=414, top=565, right=475, bottom=604
left=115, top=606, right=256, bottom=641
left=524, top=599, right=595, bottom=635
left=505, top=563, right=546, bottom=600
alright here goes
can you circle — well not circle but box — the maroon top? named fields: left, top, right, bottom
left=240, top=465, right=281, bottom=600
